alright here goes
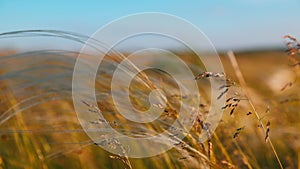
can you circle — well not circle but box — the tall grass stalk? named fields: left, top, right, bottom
left=227, top=51, right=284, bottom=169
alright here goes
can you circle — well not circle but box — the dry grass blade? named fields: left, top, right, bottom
left=227, top=51, right=284, bottom=169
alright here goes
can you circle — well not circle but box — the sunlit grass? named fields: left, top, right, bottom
left=0, top=31, right=299, bottom=169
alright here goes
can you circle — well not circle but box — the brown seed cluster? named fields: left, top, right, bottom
left=265, top=121, right=271, bottom=142
left=81, top=100, right=101, bottom=114
left=281, top=35, right=300, bottom=91
left=194, top=71, right=225, bottom=80
left=280, top=97, right=299, bottom=104
left=222, top=97, right=241, bottom=116
left=280, top=81, right=293, bottom=91
left=217, top=87, right=229, bottom=100
left=233, top=126, right=245, bottom=139
left=284, top=35, right=300, bottom=57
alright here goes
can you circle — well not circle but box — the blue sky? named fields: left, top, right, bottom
left=0, top=0, right=299, bottom=51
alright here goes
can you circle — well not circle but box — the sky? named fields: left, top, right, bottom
left=0, top=0, right=300, bottom=51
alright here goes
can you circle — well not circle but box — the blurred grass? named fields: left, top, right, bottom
left=0, top=49, right=299, bottom=169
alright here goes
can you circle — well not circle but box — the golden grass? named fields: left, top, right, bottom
left=0, top=32, right=299, bottom=169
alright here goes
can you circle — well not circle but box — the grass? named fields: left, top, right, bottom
left=0, top=30, right=299, bottom=169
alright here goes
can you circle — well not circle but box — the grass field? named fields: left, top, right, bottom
left=0, top=38, right=299, bottom=168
